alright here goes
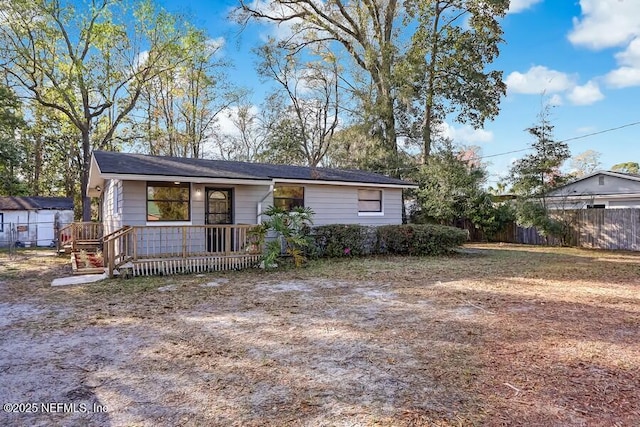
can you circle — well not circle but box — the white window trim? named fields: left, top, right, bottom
left=145, top=221, right=193, bottom=226
left=358, top=211, right=385, bottom=217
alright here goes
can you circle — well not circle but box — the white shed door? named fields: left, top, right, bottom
left=37, top=211, right=56, bottom=246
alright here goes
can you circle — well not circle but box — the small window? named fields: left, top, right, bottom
left=0, top=213, right=3, bottom=232
left=147, top=181, right=190, bottom=221
left=358, top=189, right=382, bottom=213
left=587, top=204, right=606, bottom=209
left=598, top=176, right=605, bottom=185
left=274, top=185, right=304, bottom=211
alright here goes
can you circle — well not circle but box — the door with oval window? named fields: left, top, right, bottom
left=205, top=189, right=233, bottom=252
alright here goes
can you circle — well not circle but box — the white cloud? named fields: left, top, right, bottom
left=568, top=0, right=640, bottom=49
left=567, top=80, right=604, bottom=105
left=507, top=0, right=543, bottom=14
left=438, top=122, right=493, bottom=144
left=548, top=94, right=563, bottom=106
left=615, top=37, right=640, bottom=66
left=605, top=37, right=640, bottom=87
left=506, top=66, right=605, bottom=105
left=605, top=67, right=640, bottom=88
left=505, top=66, right=575, bottom=94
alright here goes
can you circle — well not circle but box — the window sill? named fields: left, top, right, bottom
left=358, top=212, right=384, bottom=217
left=145, top=221, right=192, bottom=226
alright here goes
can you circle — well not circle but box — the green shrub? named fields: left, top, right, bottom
left=312, top=223, right=467, bottom=257
left=377, top=224, right=467, bottom=255
left=312, top=224, right=375, bottom=257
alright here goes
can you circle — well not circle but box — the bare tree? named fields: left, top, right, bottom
left=256, top=41, right=339, bottom=167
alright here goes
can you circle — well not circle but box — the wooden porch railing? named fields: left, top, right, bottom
left=103, top=226, right=134, bottom=277
left=58, top=222, right=104, bottom=252
left=103, top=224, right=259, bottom=277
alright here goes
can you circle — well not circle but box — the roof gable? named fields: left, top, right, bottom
left=548, top=170, right=640, bottom=197
left=0, top=196, right=74, bottom=211
left=92, top=151, right=414, bottom=187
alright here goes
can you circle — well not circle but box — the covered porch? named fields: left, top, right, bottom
left=61, top=223, right=262, bottom=277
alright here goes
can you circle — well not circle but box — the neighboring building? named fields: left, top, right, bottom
left=88, top=150, right=417, bottom=236
left=0, top=196, right=74, bottom=247
left=546, top=170, right=640, bottom=209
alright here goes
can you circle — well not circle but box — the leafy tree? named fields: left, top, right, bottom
left=0, top=0, right=189, bottom=219
left=400, top=0, right=508, bottom=159
left=411, top=139, right=512, bottom=238
left=508, top=107, right=570, bottom=201
left=237, top=0, right=509, bottom=171
left=570, top=149, right=601, bottom=177
left=0, top=84, right=27, bottom=195
left=508, top=106, right=571, bottom=238
left=611, top=162, right=639, bottom=174
left=323, top=124, right=389, bottom=170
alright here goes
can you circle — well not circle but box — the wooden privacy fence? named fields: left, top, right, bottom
left=478, top=209, right=640, bottom=251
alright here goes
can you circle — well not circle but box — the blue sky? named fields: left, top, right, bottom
left=164, top=0, right=640, bottom=183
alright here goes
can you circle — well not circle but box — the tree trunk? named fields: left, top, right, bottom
left=81, top=128, right=92, bottom=221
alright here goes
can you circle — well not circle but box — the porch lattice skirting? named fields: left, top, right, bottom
left=129, top=254, right=262, bottom=277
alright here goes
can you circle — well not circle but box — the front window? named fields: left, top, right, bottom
left=358, top=189, right=382, bottom=213
left=274, top=185, right=304, bottom=211
left=147, top=182, right=190, bottom=221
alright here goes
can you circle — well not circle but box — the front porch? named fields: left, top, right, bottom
left=61, top=223, right=262, bottom=277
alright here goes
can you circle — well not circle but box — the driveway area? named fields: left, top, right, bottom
left=1, top=245, right=639, bottom=426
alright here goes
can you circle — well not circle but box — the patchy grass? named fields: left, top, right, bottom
left=0, top=244, right=639, bottom=426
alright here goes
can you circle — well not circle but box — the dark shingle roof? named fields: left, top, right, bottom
left=0, top=196, right=74, bottom=211
left=93, top=151, right=414, bottom=186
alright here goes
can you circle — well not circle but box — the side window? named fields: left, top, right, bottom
left=358, top=189, right=382, bottom=213
left=273, top=185, right=304, bottom=211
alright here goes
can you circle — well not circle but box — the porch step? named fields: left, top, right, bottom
left=74, top=240, right=102, bottom=250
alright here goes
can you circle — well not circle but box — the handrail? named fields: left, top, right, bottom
left=102, top=225, right=132, bottom=243
left=103, top=226, right=135, bottom=277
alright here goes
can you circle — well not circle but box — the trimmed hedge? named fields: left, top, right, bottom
left=312, top=224, right=377, bottom=257
left=377, top=224, right=467, bottom=255
left=311, top=224, right=467, bottom=257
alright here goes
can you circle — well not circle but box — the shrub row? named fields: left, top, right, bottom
left=311, top=224, right=467, bottom=257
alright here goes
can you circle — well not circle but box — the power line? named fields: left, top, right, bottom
left=373, top=119, right=640, bottom=175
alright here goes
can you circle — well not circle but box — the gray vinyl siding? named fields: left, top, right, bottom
left=234, top=185, right=271, bottom=224
left=549, top=174, right=640, bottom=197
left=121, top=180, right=147, bottom=226
left=119, top=180, right=403, bottom=227
left=102, top=179, right=123, bottom=235
left=302, top=184, right=403, bottom=226
left=121, top=181, right=269, bottom=226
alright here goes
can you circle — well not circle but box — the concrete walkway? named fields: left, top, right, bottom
left=51, top=273, right=108, bottom=287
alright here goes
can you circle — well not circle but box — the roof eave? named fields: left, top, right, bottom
left=272, top=177, right=418, bottom=189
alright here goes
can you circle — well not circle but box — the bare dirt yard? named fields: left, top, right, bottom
left=0, top=244, right=639, bottom=426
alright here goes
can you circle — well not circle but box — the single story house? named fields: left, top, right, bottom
left=546, top=170, right=640, bottom=209
left=86, top=150, right=417, bottom=276
left=0, top=196, right=74, bottom=247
